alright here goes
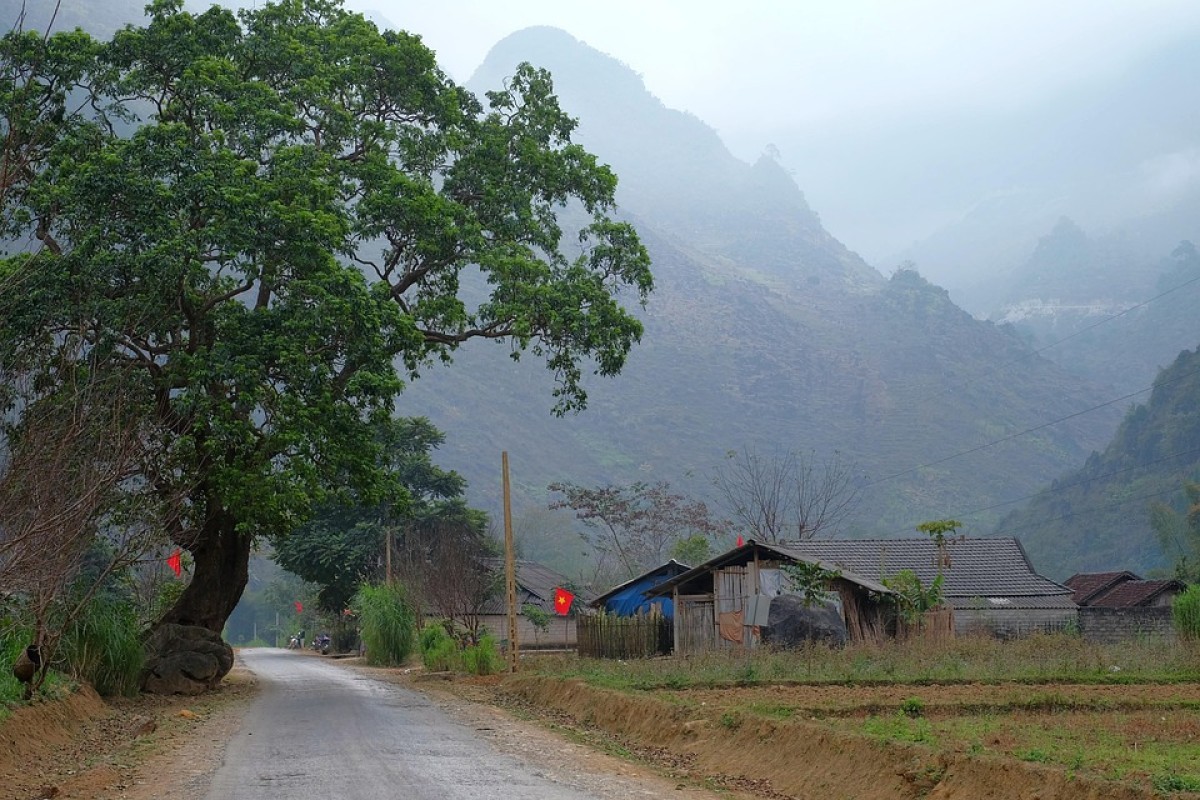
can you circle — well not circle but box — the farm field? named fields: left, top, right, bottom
left=497, top=635, right=1200, bottom=799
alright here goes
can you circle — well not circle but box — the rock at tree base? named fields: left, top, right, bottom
left=762, top=595, right=848, bottom=648
left=142, top=624, right=234, bottom=694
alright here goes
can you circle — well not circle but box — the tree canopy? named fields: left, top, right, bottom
left=0, top=0, right=651, bottom=634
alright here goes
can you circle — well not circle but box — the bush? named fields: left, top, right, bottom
left=353, top=583, right=416, bottom=666
left=462, top=633, right=503, bottom=676
left=1173, top=584, right=1200, bottom=639
left=420, top=623, right=459, bottom=672
left=58, top=595, right=144, bottom=697
left=0, top=625, right=36, bottom=705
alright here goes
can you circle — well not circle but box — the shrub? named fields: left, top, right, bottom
left=1173, top=585, right=1200, bottom=639
left=420, top=623, right=459, bottom=672
left=461, top=633, right=503, bottom=676
left=58, top=595, right=144, bottom=697
left=0, top=625, right=36, bottom=705
left=353, top=583, right=416, bottom=666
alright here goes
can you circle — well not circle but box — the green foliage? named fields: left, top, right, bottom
left=461, top=633, right=503, bottom=676
left=1172, top=585, right=1200, bottom=640
left=900, top=696, right=925, bottom=718
left=522, top=603, right=551, bottom=633
left=144, top=579, right=186, bottom=628
left=1152, top=483, right=1200, bottom=583
left=0, top=626, right=35, bottom=705
left=57, top=595, right=144, bottom=697
left=1153, top=772, right=1200, bottom=793
left=781, top=560, right=841, bottom=607
left=883, top=569, right=945, bottom=624
left=419, top=622, right=460, bottom=672
left=353, top=583, right=415, bottom=666
left=669, top=534, right=711, bottom=566
left=0, top=0, right=651, bottom=633
left=1000, top=346, right=1200, bottom=577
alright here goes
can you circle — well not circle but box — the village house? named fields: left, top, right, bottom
left=648, top=536, right=1076, bottom=654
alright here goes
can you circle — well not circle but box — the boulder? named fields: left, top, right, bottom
left=141, top=623, right=234, bottom=695
left=762, top=594, right=848, bottom=648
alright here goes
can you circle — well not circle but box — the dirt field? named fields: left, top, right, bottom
left=4, top=656, right=1199, bottom=800
left=493, top=675, right=1200, bottom=800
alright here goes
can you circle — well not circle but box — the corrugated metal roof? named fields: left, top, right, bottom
left=778, top=537, right=1072, bottom=600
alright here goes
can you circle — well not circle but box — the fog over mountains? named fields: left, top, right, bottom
left=394, top=28, right=1131, bottom=547
left=9, top=0, right=1199, bottom=578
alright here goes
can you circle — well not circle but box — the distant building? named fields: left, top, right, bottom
left=1065, top=571, right=1186, bottom=608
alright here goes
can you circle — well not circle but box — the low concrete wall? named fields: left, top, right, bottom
left=952, top=608, right=1077, bottom=638
left=1078, top=606, right=1175, bottom=644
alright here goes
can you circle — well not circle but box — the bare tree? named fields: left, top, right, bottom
left=713, top=447, right=862, bottom=543
left=0, top=358, right=164, bottom=692
left=395, top=514, right=499, bottom=643
left=548, top=481, right=730, bottom=581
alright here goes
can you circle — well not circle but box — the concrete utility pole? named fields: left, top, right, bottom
left=502, top=451, right=519, bottom=672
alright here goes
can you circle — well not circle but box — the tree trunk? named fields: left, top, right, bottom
left=159, top=510, right=250, bottom=633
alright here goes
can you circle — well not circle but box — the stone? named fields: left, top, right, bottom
left=141, top=623, right=233, bottom=695
left=762, top=594, right=848, bottom=648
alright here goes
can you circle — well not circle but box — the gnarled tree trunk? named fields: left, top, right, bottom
left=144, top=510, right=246, bottom=693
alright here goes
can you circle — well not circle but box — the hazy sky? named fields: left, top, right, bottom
left=342, top=1, right=1200, bottom=262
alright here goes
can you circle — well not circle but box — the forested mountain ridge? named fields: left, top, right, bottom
left=997, top=345, right=1200, bottom=579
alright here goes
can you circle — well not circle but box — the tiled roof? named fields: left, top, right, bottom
left=1063, top=571, right=1141, bottom=605
left=1088, top=579, right=1185, bottom=608
left=479, top=558, right=591, bottom=614
left=781, top=538, right=1072, bottom=601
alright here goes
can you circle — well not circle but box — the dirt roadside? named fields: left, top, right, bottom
left=0, top=653, right=754, bottom=800
left=7, top=652, right=1192, bottom=800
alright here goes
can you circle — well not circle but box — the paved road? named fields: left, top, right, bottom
left=203, top=649, right=605, bottom=800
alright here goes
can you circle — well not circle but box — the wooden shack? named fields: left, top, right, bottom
left=646, top=541, right=893, bottom=654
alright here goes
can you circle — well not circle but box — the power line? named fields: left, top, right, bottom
left=954, top=446, right=1200, bottom=521
left=864, top=364, right=1200, bottom=488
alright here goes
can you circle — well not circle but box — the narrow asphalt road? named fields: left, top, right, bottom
left=203, top=649, right=606, bottom=800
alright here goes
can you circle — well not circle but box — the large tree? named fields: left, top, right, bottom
left=0, top=0, right=651, bottom=637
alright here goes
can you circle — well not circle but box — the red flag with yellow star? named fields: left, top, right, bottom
left=553, top=587, right=574, bottom=616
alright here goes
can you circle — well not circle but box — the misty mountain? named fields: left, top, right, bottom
left=6, top=5, right=1138, bottom=572
left=996, top=345, right=1200, bottom=579
left=888, top=35, right=1200, bottom=316
left=391, top=27, right=1123, bottom=545
left=993, top=228, right=1200, bottom=397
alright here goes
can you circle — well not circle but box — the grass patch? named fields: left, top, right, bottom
left=524, top=634, right=1200, bottom=690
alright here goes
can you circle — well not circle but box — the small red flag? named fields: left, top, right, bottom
left=553, top=587, right=574, bottom=616
left=736, top=535, right=745, bottom=547
left=294, top=601, right=303, bottom=613
left=166, top=549, right=182, bottom=578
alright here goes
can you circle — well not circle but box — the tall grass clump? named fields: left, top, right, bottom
left=354, top=582, right=416, bottom=666
left=462, top=633, right=503, bottom=676
left=58, top=595, right=144, bottom=697
left=420, top=623, right=459, bottom=672
left=1174, top=585, right=1200, bottom=639
left=0, top=625, right=35, bottom=706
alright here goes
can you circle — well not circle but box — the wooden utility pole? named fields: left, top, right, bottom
left=503, top=451, right=519, bottom=672
left=385, top=526, right=393, bottom=584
